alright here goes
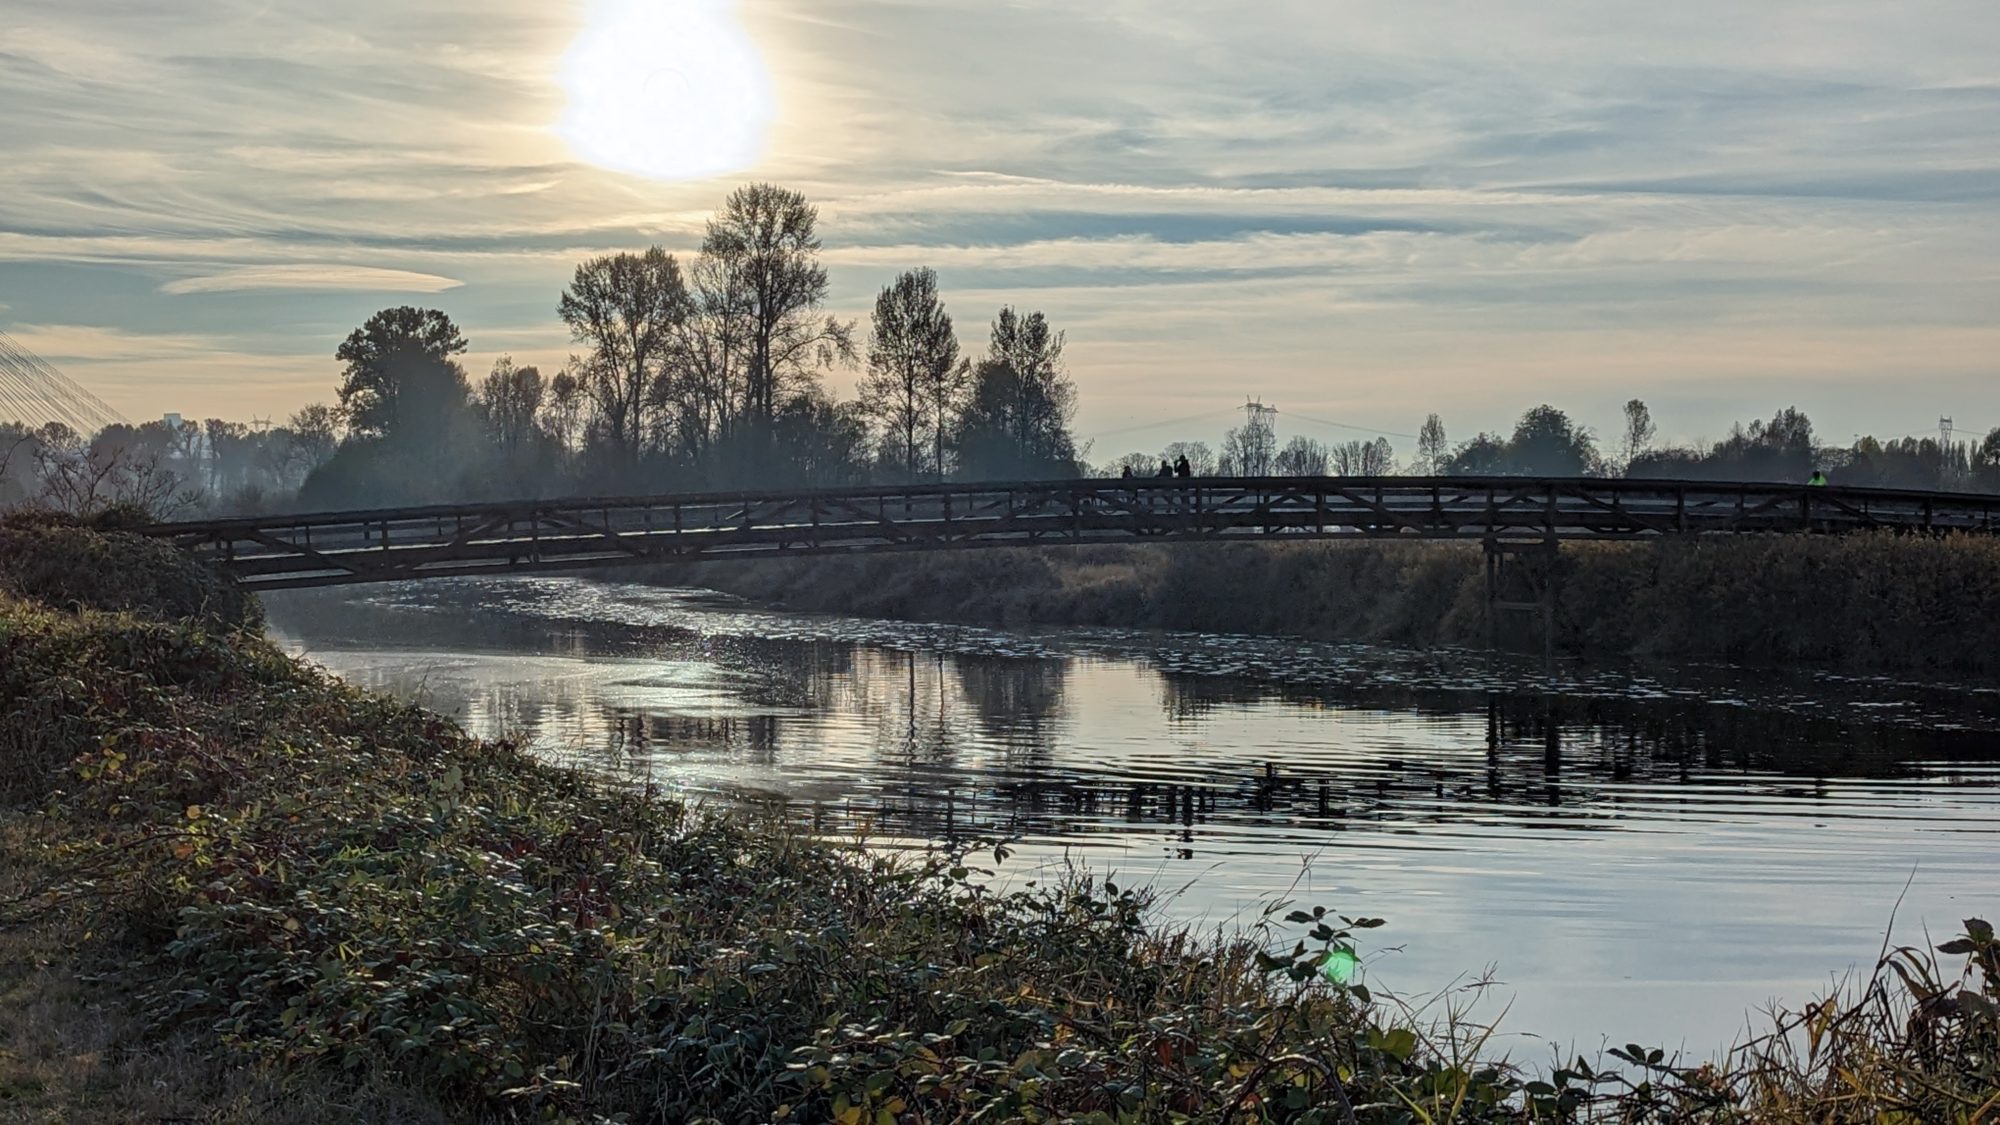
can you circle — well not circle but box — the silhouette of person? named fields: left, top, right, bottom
left=1807, top=469, right=1828, bottom=486
left=1120, top=464, right=1134, bottom=479
left=1157, top=460, right=1173, bottom=478
left=1174, top=454, right=1192, bottom=479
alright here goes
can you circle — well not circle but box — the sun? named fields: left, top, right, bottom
left=558, top=0, right=775, bottom=182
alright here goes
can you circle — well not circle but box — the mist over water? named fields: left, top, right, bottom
left=266, top=576, right=2000, bottom=1057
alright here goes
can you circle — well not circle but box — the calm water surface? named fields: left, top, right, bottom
left=265, top=576, right=2000, bottom=1059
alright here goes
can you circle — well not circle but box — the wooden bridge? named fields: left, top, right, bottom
left=142, top=476, right=2000, bottom=592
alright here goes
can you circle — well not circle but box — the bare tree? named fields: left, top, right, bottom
left=1273, top=435, right=1329, bottom=476
left=1621, top=398, right=1657, bottom=473
left=541, top=367, right=586, bottom=455
left=33, top=421, right=197, bottom=518
left=861, top=268, right=965, bottom=480
left=1220, top=411, right=1276, bottom=475
left=1162, top=441, right=1215, bottom=476
left=558, top=247, right=692, bottom=464
left=700, top=184, right=855, bottom=439
left=478, top=356, right=545, bottom=456
left=284, top=404, right=341, bottom=486
left=1416, top=413, right=1448, bottom=474
left=1333, top=437, right=1395, bottom=476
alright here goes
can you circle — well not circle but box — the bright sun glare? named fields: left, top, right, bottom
left=558, top=0, right=775, bottom=181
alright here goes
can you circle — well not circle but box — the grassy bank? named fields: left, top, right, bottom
left=685, top=533, right=2000, bottom=675
left=2, top=519, right=1997, bottom=1121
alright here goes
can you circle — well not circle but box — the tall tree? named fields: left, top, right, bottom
left=558, top=247, right=691, bottom=464
left=698, top=184, right=854, bottom=439
left=1273, top=435, right=1329, bottom=476
left=1220, top=408, right=1276, bottom=476
left=478, top=356, right=546, bottom=456
left=1620, top=398, right=1656, bottom=474
left=334, top=307, right=469, bottom=440
left=1507, top=404, right=1599, bottom=476
left=952, top=307, right=1078, bottom=479
left=861, top=268, right=965, bottom=480
left=1416, top=413, right=1448, bottom=475
left=283, top=404, right=341, bottom=487
left=1162, top=441, right=1215, bottom=476
left=1333, top=437, right=1395, bottom=476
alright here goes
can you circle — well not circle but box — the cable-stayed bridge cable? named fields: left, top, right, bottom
left=0, top=330, right=129, bottom=434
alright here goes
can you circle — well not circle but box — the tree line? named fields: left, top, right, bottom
left=295, top=184, right=1082, bottom=509
left=1100, top=398, right=2000, bottom=493
left=4, top=184, right=1997, bottom=518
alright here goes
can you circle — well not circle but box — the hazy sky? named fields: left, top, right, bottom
left=3, top=0, right=1998, bottom=455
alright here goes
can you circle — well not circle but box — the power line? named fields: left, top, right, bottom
left=1083, top=406, right=1241, bottom=444
left=1279, top=409, right=1421, bottom=441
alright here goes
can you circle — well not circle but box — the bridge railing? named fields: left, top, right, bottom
left=142, top=476, right=2000, bottom=590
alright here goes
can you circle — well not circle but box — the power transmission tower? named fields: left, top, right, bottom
left=1244, top=398, right=1278, bottom=436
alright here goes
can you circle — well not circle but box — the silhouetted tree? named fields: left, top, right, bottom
left=1273, top=435, right=1329, bottom=476
left=558, top=248, right=691, bottom=465
left=334, top=307, right=469, bottom=440
left=1620, top=399, right=1656, bottom=471
left=284, top=404, right=341, bottom=485
left=1219, top=407, right=1276, bottom=476
left=1162, top=441, right=1215, bottom=476
left=1445, top=433, right=1508, bottom=474
left=1332, top=437, right=1395, bottom=475
left=542, top=368, right=586, bottom=455
left=1415, top=413, right=1448, bottom=475
left=952, top=308, right=1078, bottom=479
left=699, top=184, right=854, bottom=445
left=1505, top=404, right=1599, bottom=476
left=861, top=268, right=965, bottom=480
left=478, top=357, right=546, bottom=457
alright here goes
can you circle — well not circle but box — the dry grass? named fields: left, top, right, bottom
left=689, top=532, right=2000, bottom=674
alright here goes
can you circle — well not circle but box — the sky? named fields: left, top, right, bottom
left=3, top=0, right=1998, bottom=457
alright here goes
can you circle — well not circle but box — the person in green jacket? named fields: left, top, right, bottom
left=1807, top=469, right=1828, bottom=486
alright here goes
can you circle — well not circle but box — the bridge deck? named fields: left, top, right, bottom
left=143, top=476, right=2000, bottom=590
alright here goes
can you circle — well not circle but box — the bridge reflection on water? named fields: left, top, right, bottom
left=270, top=577, right=2000, bottom=856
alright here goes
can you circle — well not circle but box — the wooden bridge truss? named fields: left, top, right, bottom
left=144, top=476, right=2000, bottom=593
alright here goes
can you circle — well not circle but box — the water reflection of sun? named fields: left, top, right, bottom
left=558, top=0, right=774, bottom=181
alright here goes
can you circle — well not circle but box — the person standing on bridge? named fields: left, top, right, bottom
left=1807, top=469, right=1828, bottom=486
left=1157, top=460, right=1173, bottom=478
left=1174, top=453, right=1192, bottom=479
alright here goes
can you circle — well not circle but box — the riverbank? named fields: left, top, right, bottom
left=3, top=516, right=1996, bottom=1121
left=682, top=533, right=2000, bottom=675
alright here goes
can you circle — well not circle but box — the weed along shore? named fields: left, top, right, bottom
left=685, top=533, right=2000, bottom=677
left=2, top=515, right=1997, bottom=1122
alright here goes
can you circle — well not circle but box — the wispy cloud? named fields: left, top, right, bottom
left=160, top=265, right=465, bottom=295
left=1, top=0, right=1997, bottom=438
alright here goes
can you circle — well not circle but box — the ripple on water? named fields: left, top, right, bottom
left=263, top=575, right=2000, bottom=1055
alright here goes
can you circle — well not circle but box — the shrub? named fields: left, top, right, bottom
left=0, top=512, right=260, bottom=630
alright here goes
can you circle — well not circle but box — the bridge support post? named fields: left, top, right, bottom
left=1483, top=537, right=1559, bottom=673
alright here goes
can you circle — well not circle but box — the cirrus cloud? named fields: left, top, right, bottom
left=160, top=265, right=466, bottom=296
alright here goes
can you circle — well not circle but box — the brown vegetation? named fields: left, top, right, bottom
left=687, top=532, right=2000, bottom=675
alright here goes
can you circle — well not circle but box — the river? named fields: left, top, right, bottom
left=264, top=574, right=2000, bottom=1062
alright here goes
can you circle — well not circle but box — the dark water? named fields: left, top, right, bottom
left=265, top=576, right=2000, bottom=1059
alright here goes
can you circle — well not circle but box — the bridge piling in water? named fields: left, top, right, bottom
left=1483, top=536, right=1559, bottom=670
